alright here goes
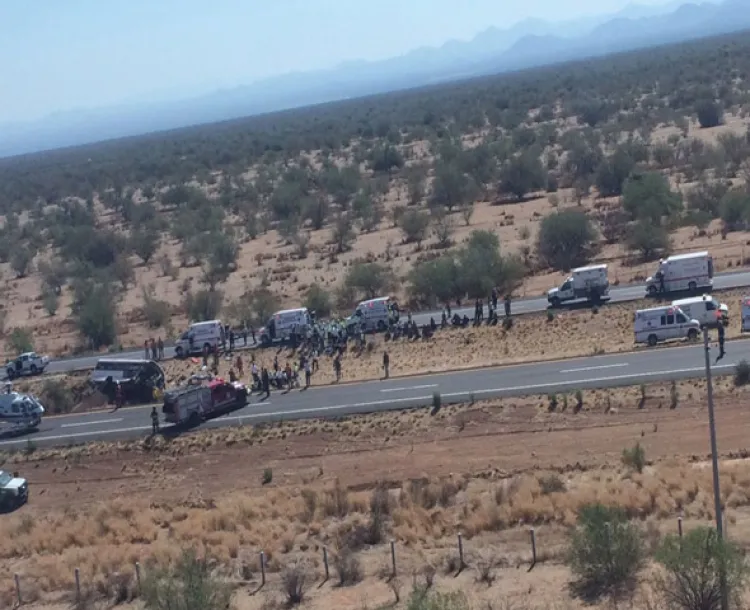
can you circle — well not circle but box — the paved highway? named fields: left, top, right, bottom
left=11, top=269, right=750, bottom=380
left=2, top=334, right=745, bottom=449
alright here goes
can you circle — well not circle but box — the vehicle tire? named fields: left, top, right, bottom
left=377, top=320, right=387, bottom=332
left=549, top=297, right=560, bottom=308
left=688, top=281, right=697, bottom=292
left=648, top=334, right=658, bottom=347
left=175, top=346, right=184, bottom=359
left=647, top=285, right=658, bottom=296
left=6, top=368, right=14, bottom=380
left=687, top=328, right=698, bottom=341
left=30, top=364, right=37, bottom=375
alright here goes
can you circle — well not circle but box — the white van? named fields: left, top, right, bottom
left=634, top=305, right=700, bottom=347
left=645, top=251, right=714, bottom=295
left=259, top=308, right=311, bottom=345
left=672, top=295, right=728, bottom=328
left=346, top=297, right=396, bottom=333
left=175, top=320, right=224, bottom=358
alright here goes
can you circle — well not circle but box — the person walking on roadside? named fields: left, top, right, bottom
left=504, top=294, right=512, bottom=318
left=333, top=355, right=342, bottom=383
left=144, top=339, right=150, bottom=360
left=261, top=367, right=271, bottom=399
left=716, top=321, right=726, bottom=362
left=382, top=351, right=390, bottom=380
left=151, top=338, right=158, bottom=361
left=150, top=406, right=160, bottom=435
left=304, top=360, right=312, bottom=388
left=114, top=382, right=124, bottom=411
left=236, top=355, right=244, bottom=377
left=157, top=337, right=164, bottom=360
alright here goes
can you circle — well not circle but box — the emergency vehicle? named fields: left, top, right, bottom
left=161, top=376, right=248, bottom=426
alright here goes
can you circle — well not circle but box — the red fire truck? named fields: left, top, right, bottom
left=162, top=376, right=248, bottom=426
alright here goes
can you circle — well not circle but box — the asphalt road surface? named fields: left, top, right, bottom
left=2, top=334, right=744, bottom=449
left=8, top=269, right=750, bottom=380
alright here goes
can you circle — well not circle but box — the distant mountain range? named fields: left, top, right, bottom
left=2, top=0, right=750, bottom=158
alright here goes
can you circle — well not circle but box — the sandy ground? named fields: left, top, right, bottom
left=3, top=373, right=750, bottom=608
left=1, top=114, right=749, bottom=361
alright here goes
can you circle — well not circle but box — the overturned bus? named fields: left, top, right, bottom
left=89, top=358, right=166, bottom=405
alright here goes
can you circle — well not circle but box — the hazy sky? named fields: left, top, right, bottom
left=1, top=0, right=677, bottom=124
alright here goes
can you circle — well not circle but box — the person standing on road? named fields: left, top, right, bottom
left=144, top=339, right=150, bottom=360
left=304, top=360, right=312, bottom=388
left=236, top=355, right=244, bottom=377
left=261, top=367, right=271, bottom=399
left=114, top=382, right=124, bottom=411
left=157, top=337, right=164, bottom=360
left=333, top=355, right=342, bottom=383
left=382, top=351, right=390, bottom=380
left=151, top=406, right=160, bottom=435
left=716, top=321, right=726, bottom=362
left=504, top=294, right=512, bottom=318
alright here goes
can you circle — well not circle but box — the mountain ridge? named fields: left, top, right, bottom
left=1, top=0, right=745, bottom=158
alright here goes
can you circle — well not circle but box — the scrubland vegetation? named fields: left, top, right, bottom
left=1, top=30, right=750, bottom=357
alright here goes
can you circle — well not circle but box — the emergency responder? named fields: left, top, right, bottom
left=717, top=321, right=726, bottom=362
left=261, top=367, right=271, bottom=399
left=151, top=406, right=159, bottom=435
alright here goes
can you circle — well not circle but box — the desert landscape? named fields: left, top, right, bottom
left=4, top=16, right=750, bottom=610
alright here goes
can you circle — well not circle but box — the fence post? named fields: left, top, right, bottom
left=14, top=573, right=21, bottom=606
left=259, top=551, right=266, bottom=587
left=529, top=528, right=537, bottom=567
left=390, top=540, right=397, bottom=577
left=135, top=562, right=142, bottom=594
left=74, top=567, right=81, bottom=603
left=323, top=547, right=329, bottom=582
left=678, top=516, right=683, bottom=538
left=457, top=532, right=465, bottom=571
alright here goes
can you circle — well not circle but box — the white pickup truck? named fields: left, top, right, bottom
left=5, top=352, right=50, bottom=380
left=0, top=469, right=29, bottom=510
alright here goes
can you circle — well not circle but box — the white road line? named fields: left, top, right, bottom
left=560, top=363, right=629, bottom=374
left=380, top=384, right=438, bottom=393
left=61, top=418, right=123, bottom=428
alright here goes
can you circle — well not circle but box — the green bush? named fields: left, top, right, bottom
left=655, top=526, right=748, bottom=610
left=7, top=327, right=34, bottom=354
left=621, top=442, right=646, bottom=474
left=39, top=379, right=75, bottom=414
left=141, top=548, right=230, bottom=610
left=406, top=588, right=469, bottom=610
left=567, top=504, right=645, bottom=600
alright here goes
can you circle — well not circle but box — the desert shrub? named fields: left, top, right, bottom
left=406, top=588, right=470, bottom=610
left=322, top=479, right=350, bottom=518
left=42, top=286, right=59, bottom=316
left=334, top=550, right=362, bottom=586
left=399, top=208, right=430, bottom=246
left=74, top=282, right=118, bottom=348
left=183, top=288, right=223, bottom=322
left=655, top=526, right=748, bottom=610
left=142, top=285, right=171, bottom=328
left=7, top=327, right=34, bottom=354
left=281, top=560, right=310, bottom=606
left=303, top=283, right=332, bottom=318
left=345, top=262, right=395, bottom=300
left=39, top=379, right=75, bottom=414
left=734, top=360, right=750, bottom=386
left=567, top=504, right=645, bottom=600
left=539, top=473, right=566, bottom=494
left=696, top=99, right=723, bottom=129
left=141, top=548, right=231, bottom=610
left=262, top=468, right=273, bottom=485
left=621, top=442, right=646, bottom=473
left=367, top=486, right=391, bottom=545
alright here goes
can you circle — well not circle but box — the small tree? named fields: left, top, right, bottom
left=696, top=99, right=723, bottom=129
left=304, top=283, right=332, bottom=318
left=332, top=212, right=356, bottom=253
left=142, top=548, right=231, bottom=610
left=345, top=262, right=395, bottom=300
left=409, top=255, right=461, bottom=307
left=567, top=504, right=644, bottom=601
left=10, top=246, right=33, bottom=278
left=431, top=208, right=455, bottom=249
left=41, top=287, right=59, bottom=316
left=75, top=283, right=118, bottom=349
left=499, top=151, right=546, bottom=201
left=131, top=225, right=160, bottom=265
left=249, top=286, right=279, bottom=325
left=536, top=209, right=597, bottom=271
left=184, top=289, right=223, bottom=322
left=656, top=526, right=748, bottom=610
left=202, top=232, right=238, bottom=289
left=626, top=220, right=670, bottom=262
left=7, top=327, right=34, bottom=354
left=399, top=208, right=430, bottom=247
left=622, top=172, right=682, bottom=224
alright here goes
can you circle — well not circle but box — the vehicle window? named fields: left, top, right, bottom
left=660, top=315, right=666, bottom=326
left=11, top=405, right=19, bottom=413
left=706, top=301, right=715, bottom=310
left=667, top=314, right=675, bottom=325
left=677, top=313, right=687, bottom=323
left=0, top=472, right=11, bottom=486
